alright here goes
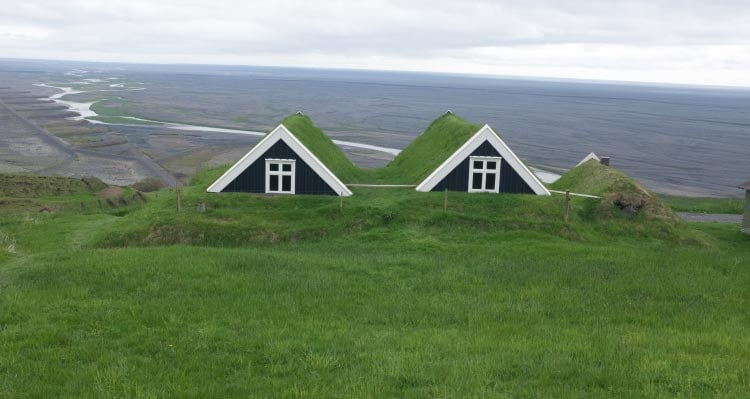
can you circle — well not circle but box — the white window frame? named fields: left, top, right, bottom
left=265, top=159, right=295, bottom=194
left=468, top=156, right=501, bottom=193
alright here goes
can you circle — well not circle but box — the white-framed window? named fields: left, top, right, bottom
left=265, top=159, right=295, bottom=194
left=468, top=156, right=501, bottom=193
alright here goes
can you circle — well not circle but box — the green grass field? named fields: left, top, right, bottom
left=1, top=168, right=749, bottom=397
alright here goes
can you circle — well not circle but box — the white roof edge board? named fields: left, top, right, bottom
left=576, top=152, right=600, bottom=167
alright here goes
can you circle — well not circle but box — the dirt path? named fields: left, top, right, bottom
left=677, top=212, right=742, bottom=224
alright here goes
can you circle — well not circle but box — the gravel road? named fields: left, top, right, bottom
left=677, top=212, right=742, bottom=224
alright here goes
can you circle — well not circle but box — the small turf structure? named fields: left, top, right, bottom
left=551, top=159, right=678, bottom=222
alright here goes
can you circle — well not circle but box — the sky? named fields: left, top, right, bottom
left=1, top=0, right=749, bottom=87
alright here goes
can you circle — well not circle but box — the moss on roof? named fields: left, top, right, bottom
left=374, top=112, right=481, bottom=184
left=550, top=159, right=678, bottom=222
left=279, top=111, right=482, bottom=185
left=279, top=113, right=364, bottom=183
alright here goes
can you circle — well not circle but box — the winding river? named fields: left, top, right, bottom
left=35, top=76, right=560, bottom=183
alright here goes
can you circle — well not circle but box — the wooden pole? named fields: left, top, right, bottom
left=176, top=182, right=181, bottom=212
left=564, top=190, right=570, bottom=224
left=444, top=188, right=448, bottom=211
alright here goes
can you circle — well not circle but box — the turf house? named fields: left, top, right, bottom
left=414, top=124, right=549, bottom=195
left=207, top=112, right=550, bottom=196
left=206, top=123, right=352, bottom=196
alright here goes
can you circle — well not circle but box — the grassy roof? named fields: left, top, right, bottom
left=550, top=159, right=638, bottom=196
left=279, top=112, right=481, bottom=185
left=280, top=113, right=363, bottom=183
left=550, top=160, right=678, bottom=222
left=378, top=112, right=481, bottom=184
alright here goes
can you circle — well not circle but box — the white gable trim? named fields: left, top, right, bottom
left=206, top=124, right=352, bottom=196
left=415, top=125, right=550, bottom=196
left=576, top=152, right=600, bottom=167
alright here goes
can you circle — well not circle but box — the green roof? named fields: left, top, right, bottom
left=550, top=159, right=647, bottom=196
left=279, top=113, right=364, bottom=183
left=228, top=111, right=485, bottom=187
left=280, top=112, right=481, bottom=185
left=374, top=112, right=481, bottom=184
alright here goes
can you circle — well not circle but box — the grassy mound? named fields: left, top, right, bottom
left=95, top=180, right=579, bottom=248
left=0, top=174, right=147, bottom=217
left=92, top=166, right=709, bottom=249
left=551, top=160, right=678, bottom=222
left=0, top=173, right=106, bottom=198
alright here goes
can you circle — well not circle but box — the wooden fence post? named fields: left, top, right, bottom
left=564, top=190, right=570, bottom=224
left=176, top=183, right=181, bottom=212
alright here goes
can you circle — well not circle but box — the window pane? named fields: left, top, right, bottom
left=485, top=173, right=496, bottom=190
left=472, top=173, right=483, bottom=189
left=282, top=176, right=292, bottom=192
left=282, top=163, right=292, bottom=172
left=269, top=175, right=279, bottom=191
left=269, top=163, right=279, bottom=171
left=473, top=160, right=483, bottom=169
left=486, top=161, right=496, bottom=170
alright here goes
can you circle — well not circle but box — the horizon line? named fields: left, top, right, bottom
left=2, top=55, right=749, bottom=92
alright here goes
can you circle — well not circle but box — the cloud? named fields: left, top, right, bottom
left=0, top=0, right=749, bottom=86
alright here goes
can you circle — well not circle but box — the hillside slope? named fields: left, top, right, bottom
left=0, top=173, right=748, bottom=397
left=0, top=173, right=106, bottom=197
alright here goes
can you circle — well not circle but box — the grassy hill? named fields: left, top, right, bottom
left=91, top=166, right=700, bottom=248
left=1, top=171, right=749, bottom=396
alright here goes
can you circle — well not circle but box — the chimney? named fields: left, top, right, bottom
left=600, top=157, right=610, bottom=166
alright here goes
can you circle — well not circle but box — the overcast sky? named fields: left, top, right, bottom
left=1, top=0, right=749, bottom=87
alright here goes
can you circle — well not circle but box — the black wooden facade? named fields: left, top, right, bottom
left=431, top=141, right=535, bottom=194
left=222, top=140, right=337, bottom=195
